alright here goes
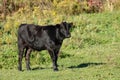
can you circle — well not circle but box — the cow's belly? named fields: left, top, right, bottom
left=32, top=46, right=46, bottom=51
left=31, top=40, right=46, bottom=51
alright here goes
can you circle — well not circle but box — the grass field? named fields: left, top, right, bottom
left=1, top=42, right=120, bottom=80
left=0, top=11, right=120, bottom=80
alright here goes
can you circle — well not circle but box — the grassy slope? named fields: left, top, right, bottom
left=1, top=11, right=120, bottom=80
left=1, top=43, right=120, bottom=80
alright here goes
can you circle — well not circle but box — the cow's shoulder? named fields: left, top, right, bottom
left=19, top=24, right=27, bottom=28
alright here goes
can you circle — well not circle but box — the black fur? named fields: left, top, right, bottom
left=17, top=22, right=73, bottom=71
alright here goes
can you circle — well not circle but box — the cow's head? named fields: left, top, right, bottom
left=59, top=22, right=73, bottom=38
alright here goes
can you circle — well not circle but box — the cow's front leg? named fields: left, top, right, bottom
left=54, top=49, right=60, bottom=67
left=48, top=50, right=58, bottom=71
left=25, top=48, right=32, bottom=70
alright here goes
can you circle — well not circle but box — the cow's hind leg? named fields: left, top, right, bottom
left=25, top=48, right=32, bottom=70
left=18, top=47, right=24, bottom=71
left=18, top=36, right=25, bottom=71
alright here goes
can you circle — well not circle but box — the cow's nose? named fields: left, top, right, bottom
left=66, top=34, right=71, bottom=38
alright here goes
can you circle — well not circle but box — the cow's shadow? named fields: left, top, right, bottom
left=32, top=62, right=106, bottom=70
left=68, top=62, right=106, bottom=69
left=32, top=67, right=46, bottom=70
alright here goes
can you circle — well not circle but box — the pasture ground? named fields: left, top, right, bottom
left=1, top=42, right=120, bottom=80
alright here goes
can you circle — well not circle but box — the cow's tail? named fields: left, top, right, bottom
left=25, top=25, right=35, bottom=43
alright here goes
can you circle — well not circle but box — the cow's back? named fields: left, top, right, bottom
left=18, top=24, right=47, bottom=50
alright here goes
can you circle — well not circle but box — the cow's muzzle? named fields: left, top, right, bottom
left=66, top=34, right=71, bottom=38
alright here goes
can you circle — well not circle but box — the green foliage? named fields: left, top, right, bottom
left=1, top=0, right=120, bottom=20
left=114, top=0, right=120, bottom=10
left=54, top=0, right=88, bottom=15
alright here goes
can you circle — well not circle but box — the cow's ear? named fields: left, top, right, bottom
left=56, top=24, right=61, bottom=28
left=69, top=22, right=73, bottom=26
left=59, top=22, right=66, bottom=28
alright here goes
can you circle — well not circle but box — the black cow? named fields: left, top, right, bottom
left=18, top=22, right=73, bottom=71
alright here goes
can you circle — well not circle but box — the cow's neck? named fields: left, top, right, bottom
left=56, top=35, right=65, bottom=43
left=56, top=28, right=65, bottom=42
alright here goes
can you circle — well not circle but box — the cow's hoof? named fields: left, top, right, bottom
left=54, top=68, right=59, bottom=71
left=26, top=66, right=31, bottom=71
left=18, top=69, right=22, bottom=71
left=18, top=67, right=22, bottom=71
left=27, top=68, right=31, bottom=71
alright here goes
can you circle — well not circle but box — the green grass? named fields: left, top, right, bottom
left=1, top=42, right=120, bottom=80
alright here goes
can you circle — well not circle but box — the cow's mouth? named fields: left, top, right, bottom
left=66, top=34, right=71, bottom=38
